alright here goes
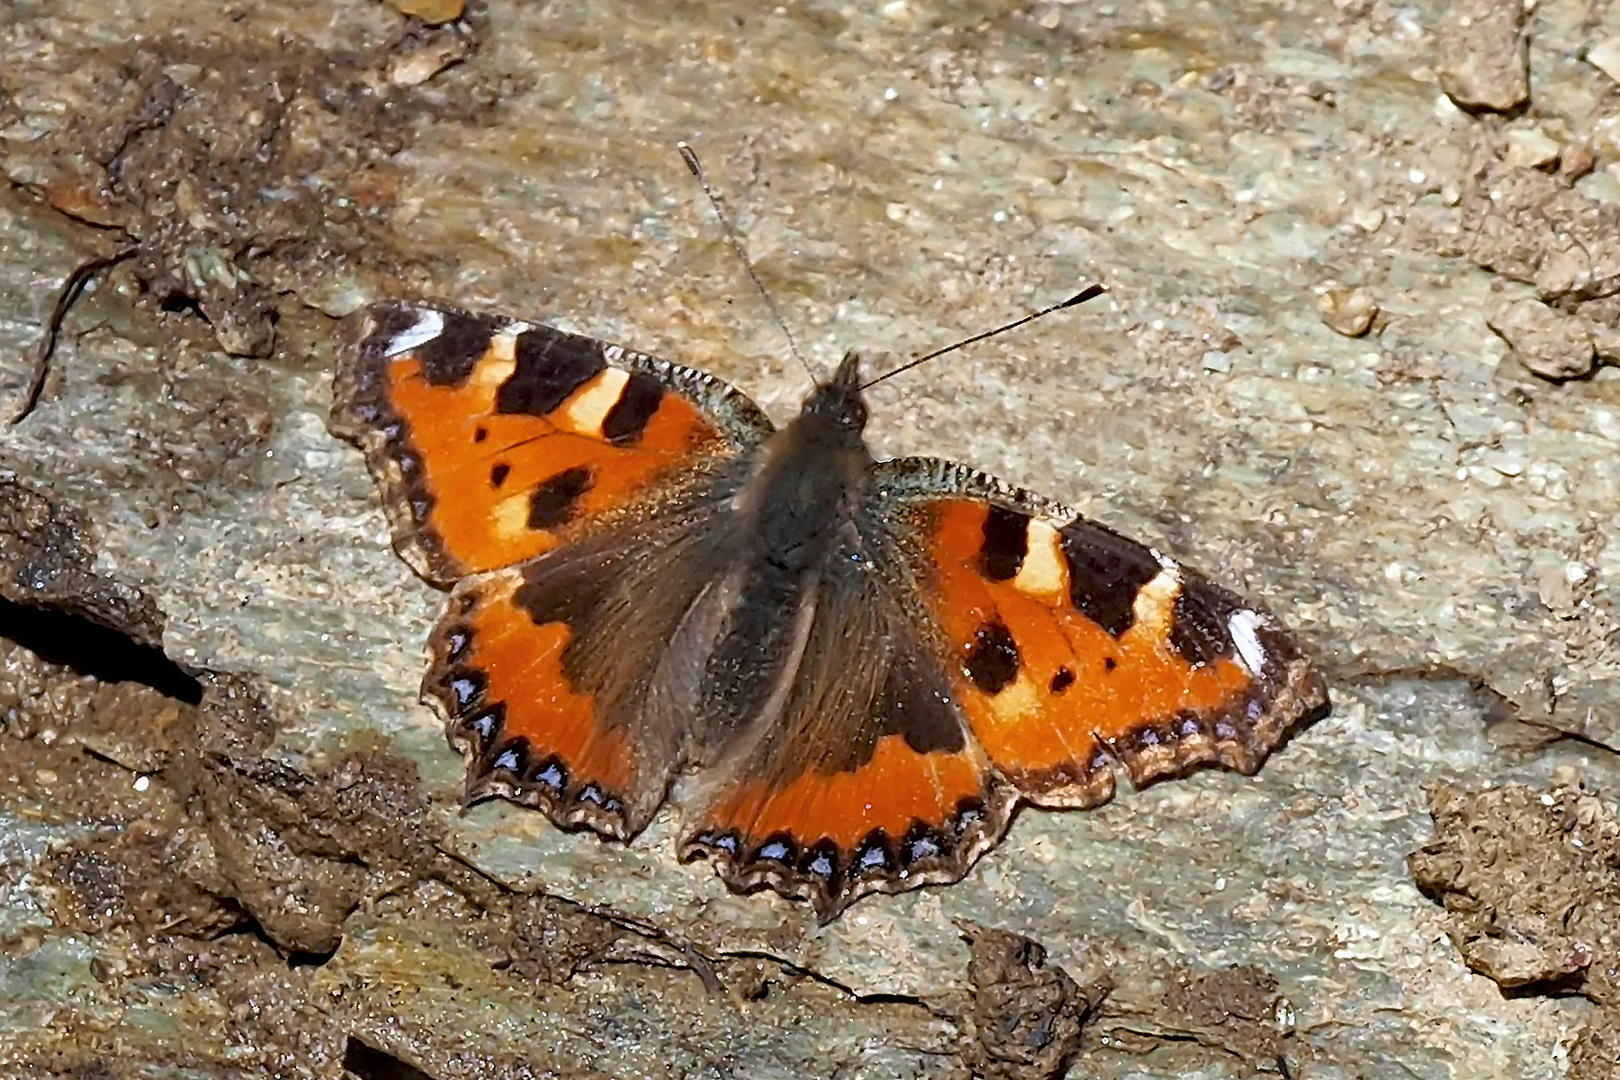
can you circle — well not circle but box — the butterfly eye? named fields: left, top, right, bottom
left=842, top=396, right=869, bottom=431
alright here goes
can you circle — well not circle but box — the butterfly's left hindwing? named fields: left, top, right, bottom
left=678, top=545, right=1017, bottom=920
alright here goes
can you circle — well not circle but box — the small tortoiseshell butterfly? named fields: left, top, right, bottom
left=331, top=300, right=1329, bottom=919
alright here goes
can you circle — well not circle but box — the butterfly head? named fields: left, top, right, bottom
left=800, top=351, right=869, bottom=443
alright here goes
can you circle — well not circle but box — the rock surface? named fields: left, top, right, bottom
left=2, top=0, right=1619, bottom=1077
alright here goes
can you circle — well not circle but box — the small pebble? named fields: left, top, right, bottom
left=385, top=0, right=464, bottom=23
left=1551, top=764, right=1583, bottom=789
left=389, top=38, right=471, bottom=87
left=1349, top=206, right=1385, bottom=233
left=1318, top=286, right=1379, bottom=338
left=1486, top=297, right=1596, bottom=380
left=1503, top=128, right=1560, bottom=170
left=1434, top=0, right=1529, bottom=113
left=1593, top=321, right=1620, bottom=365
left=1559, top=142, right=1597, bottom=180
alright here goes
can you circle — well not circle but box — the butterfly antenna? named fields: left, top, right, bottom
left=861, top=283, right=1107, bottom=390
left=678, top=141, right=814, bottom=380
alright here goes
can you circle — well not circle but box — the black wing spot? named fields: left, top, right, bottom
left=1049, top=666, right=1075, bottom=693
left=527, top=466, right=593, bottom=530
left=417, top=309, right=500, bottom=386
left=1060, top=523, right=1161, bottom=638
left=977, top=505, right=1029, bottom=581
left=489, top=462, right=510, bottom=489
left=964, top=620, right=1020, bottom=695
left=1103, top=656, right=1117, bottom=672
left=601, top=372, right=665, bottom=445
left=498, top=328, right=606, bottom=415
left=874, top=644, right=966, bottom=756
left=473, top=426, right=488, bottom=443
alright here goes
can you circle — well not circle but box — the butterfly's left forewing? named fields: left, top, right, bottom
left=876, top=458, right=1329, bottom=808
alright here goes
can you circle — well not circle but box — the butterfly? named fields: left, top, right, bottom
left=330, top=299, right=1329, bottom=920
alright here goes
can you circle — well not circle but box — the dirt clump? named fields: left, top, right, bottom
left=1411, top=780, right=1620, bottom=1073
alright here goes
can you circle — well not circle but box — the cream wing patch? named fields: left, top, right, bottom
left=1013, top=518, right=1071, bottom=600
left=1227, top=608, right=1268, bottom=675
left=562, top=368, right=631, bottom=436
left=1129, top=558, right=1183, bottom=638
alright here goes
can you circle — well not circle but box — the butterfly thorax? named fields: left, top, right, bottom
left=735, top=351, right=873, bottom=567
left=683, top=352, right=880, bottom=753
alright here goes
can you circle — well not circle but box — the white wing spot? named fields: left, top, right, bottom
left=472, top=355, right=517, bottom=390
left=1227, top=609, right=1267, bottom=675
left=472, top=325, right=527, bottom=389
left=386, top=309, right=444, bottom=356
left=988, top=674, right=1041, bottom=721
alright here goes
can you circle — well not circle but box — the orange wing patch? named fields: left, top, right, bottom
left=425, top=567, right=670, bottom=839
left=701, top=735, right=985, bottom=849
left=332, top=303, right=742, bottom=583
left=683, top=735, right=1013, bottom=920
left=913, top=498, right=1327, bottom=804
